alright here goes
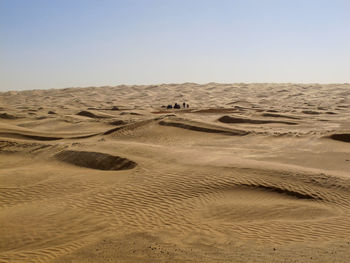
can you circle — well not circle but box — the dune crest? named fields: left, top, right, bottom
left=158, top=119, right=249, bottom=135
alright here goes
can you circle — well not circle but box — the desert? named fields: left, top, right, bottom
left=0, top=83, right=350, bottom=262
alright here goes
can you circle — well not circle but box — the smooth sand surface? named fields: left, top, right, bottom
left=1, top=83, right=350, bottom=262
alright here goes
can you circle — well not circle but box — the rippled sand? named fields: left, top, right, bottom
left=1, top=83, right=350, bottom=262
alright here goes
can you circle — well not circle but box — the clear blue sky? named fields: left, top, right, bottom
left=1, top=0, right=349, bottom=91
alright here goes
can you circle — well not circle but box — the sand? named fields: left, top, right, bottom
left=0, top=83, right=350, bottom=262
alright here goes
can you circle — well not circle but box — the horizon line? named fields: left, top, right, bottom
left=1, top=82, right=350, bottom=93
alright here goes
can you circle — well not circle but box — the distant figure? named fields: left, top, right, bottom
left=167, top=104, right=173, bottom=109
left=174, top=103, right=180, bottom=109
left=187, top=104, right=189, bottom=108
left=183, top=102, right=186, bottom=108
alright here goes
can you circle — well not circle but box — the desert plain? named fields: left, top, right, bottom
left=0, top=83, right=350, bottom=262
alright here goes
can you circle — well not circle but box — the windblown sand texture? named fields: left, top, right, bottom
left=1, top=83, right=350, bottom=262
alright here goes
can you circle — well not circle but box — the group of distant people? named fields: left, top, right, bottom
left=165, top=102, right=189, bottom=109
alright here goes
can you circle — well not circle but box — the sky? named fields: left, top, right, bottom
left=1, top=0, right=349, bottom=91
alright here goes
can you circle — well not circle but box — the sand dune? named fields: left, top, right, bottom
left=55, top=150, right=136, bottom=170
left=158, top=118, right=249, bottom=135
left=0, top=128, right=99, bottom=141
left=0, top=112, right=19, bottom=119
left=261, top=112, right=300, bottom=120
left=1, top=83, right=350, bottom=262
left=109, top=120, right=127, bottom=126
left=76, top=110, right=116, bottom=119
left=329, top=133, right=350, bottom=143
left=218, top=115, right=297, bottom=125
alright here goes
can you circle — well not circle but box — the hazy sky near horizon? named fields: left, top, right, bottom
left=1, top=0, right=350, bottom=91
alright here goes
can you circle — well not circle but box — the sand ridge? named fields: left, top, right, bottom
left=0, top=83, right=350, bottom=262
